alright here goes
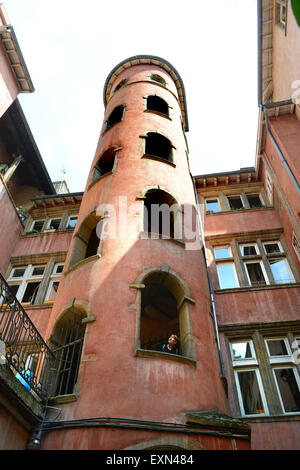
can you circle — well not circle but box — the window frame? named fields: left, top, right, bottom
left=216, top=261, right=240, bottom=289
left=205, top=198, right=221, bottom=214
left=7, top=264, right=46, bottom=304
left=234, top=368, right=269, bottom=417
left=272, top=366, right=300, bottom=414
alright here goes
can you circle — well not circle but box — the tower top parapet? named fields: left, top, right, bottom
left=103, top=55, right=189, bottom=132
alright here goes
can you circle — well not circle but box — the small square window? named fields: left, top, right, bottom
left=245, top=261, right=267, bottom=286
left=205, top=199, right=220, bottom=213
left=31, top=220, right=45, bottom=233
left=227, top=196, right=244, bottom=211
left=214, top=246, right=231, bottom=259
left=246, top=194, right=263, bottom=208
left=67, top=216, right=78, bottom=230
left=266, top=338, right=289, bottom=357
left=263, top=241, right=282, bottom=254
left=10, top=268, right=26, bottom=279
left=47, top=219, right=61, bottom=230
left=31, top=266, right=45, bottom=276
left=231, top=340, right=256, bottom=362
left=240, top=244, right=258, bottom=256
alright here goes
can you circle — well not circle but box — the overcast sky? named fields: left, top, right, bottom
left=4, top=0, right=258, bottom=193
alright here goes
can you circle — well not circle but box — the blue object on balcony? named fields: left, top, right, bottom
left=16, top=370, right=33, bottom=391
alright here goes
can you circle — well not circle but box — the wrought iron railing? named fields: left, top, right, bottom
left=0, top=273, right=55, bottom=402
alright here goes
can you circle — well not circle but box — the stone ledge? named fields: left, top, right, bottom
left=185, top=409, right=251, bottom=436
left=135, top=348, right=196, bottom=366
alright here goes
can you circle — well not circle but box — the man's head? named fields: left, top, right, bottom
left=168, top=334, right=179, bottom=347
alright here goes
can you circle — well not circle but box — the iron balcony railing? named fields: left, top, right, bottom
left=0, top=273, right=55, bottom=402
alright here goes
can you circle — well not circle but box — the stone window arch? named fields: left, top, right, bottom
left=68, top=211, right=103, bottom=269
left=143, top=188, right=182, bottom=240
left=132, top=266, right=196, bottom=362
left=146, top=95, right=169, bottom=117
left=49, top=308, right=87, bottom=397
left=104, top=104, right=125, bottom=132
left=141, top=132, right=175, bottom=164
left=90, top=147, right=119, bottom=184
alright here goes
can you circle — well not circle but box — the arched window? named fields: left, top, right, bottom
left=49, top=309, right=86, bottom=396
left=143, top=189, right=180, bottom=239
left=146, top=95, right=169, bottom=117
left=91, top=147, right=117, bottom=183
left=150, top=74, right=166, bottom=86
left=68, top=212, right=103, bottom=269
left=136, top=269, right=195, bottom=360
left=144, top=132, right=173, bottom=163
left=104, top=104, right=125, bottom=131
left=113, top=78, right=129, bottom=94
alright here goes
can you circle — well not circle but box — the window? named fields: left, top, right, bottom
left=45, top=218, right=61, bottom=231
left=113, top=78, right=129, bottom=94
left=213, top=238, right=296, bottom=289
left=276, top=0, right=287, bottom=27
left=205, top=198, right=220, bottom=213
left=229, top=333, right=300, bottom=417
left=292, top=232, right=300, bottom=261
left=265, top=171, right=273, bottom=204
left=66, top=216, right=78, bottom=230
left=143, top=189, right=179, bottom=239
left=7, top=265, right=45, bottom=304
left=246, top=194, right=263, bottom=209
left=45, top=264, right=64, bottom=302
left=228, top=196, right=243, bottom=211
left=91, top=147, right=117, bottom=183
left=68, top=212, right=102, bottom=269
left=104, top=105, right=125, bottom=131
left=49, top=309, right=87, bottom=397
left=146, top=95, right=169, bottom=117
left=144, top=132, right=173, bottom=163
left=30, top=220, right=45, bottom=233
left=150, top=74, right=166, bottom=86
left=214, top=246, right=232, bottom=259
left=216, top=263, right=239, bottom=289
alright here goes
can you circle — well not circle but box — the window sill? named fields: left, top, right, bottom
left=139, top=231, right=185, bottom=247
left=143, top=109, right=172, bottom=121
left=135, top=348, right=196, bottom=366
left=239, top=413, right=300, bottom=424
left=64, top=254, right=101, bottom=277
left=142, top=154, right=176, bottom=167
left=48, top=393, right=78, bottom=405
left=205, top=207, right=273, bottom=216
left=215, top=281, right=300, bottom=294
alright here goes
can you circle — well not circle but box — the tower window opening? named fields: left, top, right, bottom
left=68, top=212, right=103, bottom=269
left=145, top=132, right=173, bottom=163
left=104, top=105, right=125, bottom=131
left=113, top=78, right=129, bottom=94
left=91, top=148, right=116, bottom=182
left=143, top=189, right=179, bottom=239
left=146, top=95, right=169, bottom=117
left=150, top=74, right=166, bottom=86
left=50, top=310, right=86, bottom=397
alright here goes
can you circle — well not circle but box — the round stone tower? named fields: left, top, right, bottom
left=41, top=56, right=250, bottom=450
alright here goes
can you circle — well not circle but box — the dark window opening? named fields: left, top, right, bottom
left=143, top=189, right=176, bottom=238
left=146, top=95, right=169, bottom=116
left=247, top=194, right=263, bottom=208
left=104, top=105, right=124, bottom=131
left=50, top=311, right=86, bottom=397
left=140, top=272, right=180, bottom=354
left=150, top=74, right=166, bottom=86
left=145, top=132, right=173, bottom=162
left=245, top=263, right=266, bottom=286
left=85, top=227, right=99, bottom=258
left=113, top=78, right=129, bottom=93
left=48, top=219, right=61, bottom=230
left=68, top=212, right=103, bottom=269
left=228, top=196, right=244, bottom=210
left=22, top=282, right=41, bottom=303
left=91, top=148, right=116, bottom=182
left=31, top=220, right=44, bottom=232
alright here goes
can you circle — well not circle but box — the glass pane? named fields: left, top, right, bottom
left=269, top=259, right=294, bottom=284
left=32, top=221, right=44, bottom=232
left=206, top=199, right=220, bottom=213
left=48, top=219, right=60, bottom=230
left=267, top=339, right=288, bottom=356
left=11, top=268, right=26, bottom=278
left=217, top=264, right=238, bottom=289
left=214, top=247, right=231, bottom=259
left=54, top=265, right=64, bottom=274
left=245, top=262, right=266, bottom=286
left=237, top=370, right=265, bottom=415
left=67, top=217, right=78, bottom=229
left=240, top=245, right=257, bottom=256
left=247, top=194, right=263, bottom=208
left=264, top=242, right=281, bottom=254
left=231, top=342, right=253, bottom=360
left=47, top=282, right=59, bottom=301
left=274, top=369, right=300, bottom=413
left=228, top=196, right=243, bottom=210
left=22, top=282, right=41, bottom=303
left=32, top=267, right=45, bottom=276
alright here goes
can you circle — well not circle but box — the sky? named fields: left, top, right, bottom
left=4, top=0, right=258, bottom=193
